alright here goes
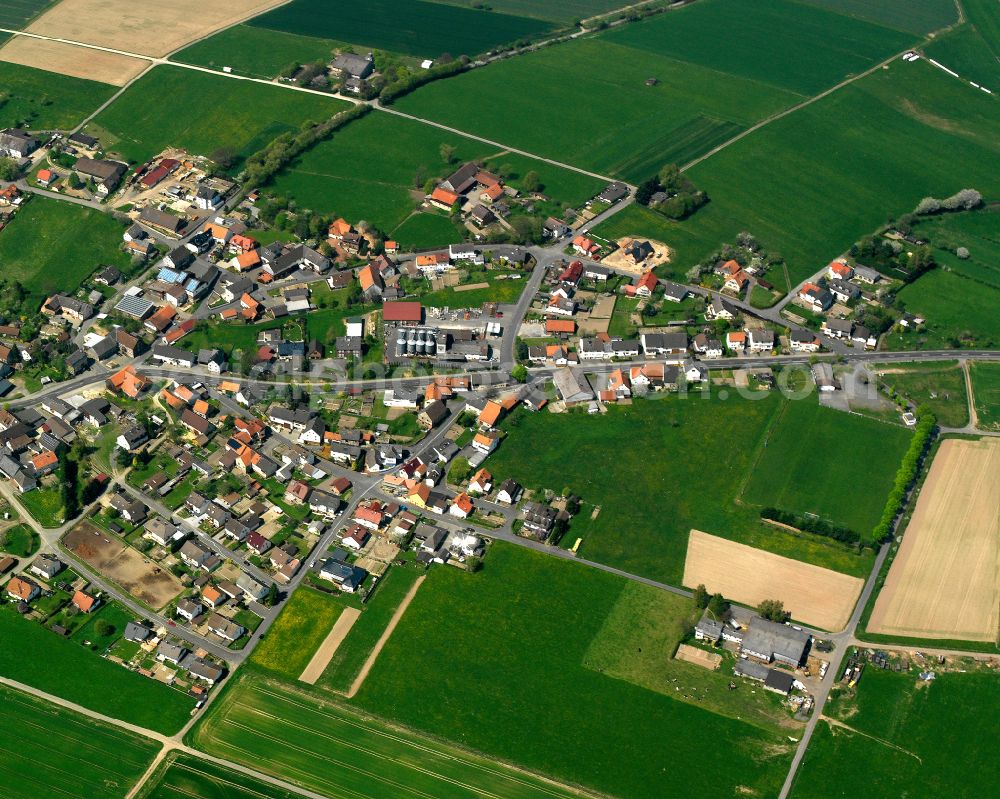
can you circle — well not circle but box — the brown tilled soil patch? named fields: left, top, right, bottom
left=64, top=522, right=183, bottom=609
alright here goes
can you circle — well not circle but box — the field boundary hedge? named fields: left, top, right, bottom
left=759, top=507, right=861, bottom=544
left=872, top=412, right=936, bottom=541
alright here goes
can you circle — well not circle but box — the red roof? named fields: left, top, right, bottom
left=382, top=301, right=422, bottom=323
left=141, top=165, right=169, bottom=187
left=431, top=187, right=460, bottom=206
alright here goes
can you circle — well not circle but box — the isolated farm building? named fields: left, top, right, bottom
left=331, top=52, right=374, bottom=79
left=739, top=618, right=810, bottom=666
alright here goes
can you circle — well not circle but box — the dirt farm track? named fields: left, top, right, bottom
left=869, top=437, right=1000, bottom=642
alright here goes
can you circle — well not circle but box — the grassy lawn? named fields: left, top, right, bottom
left=415, top=276, right=526, bottom=308
left=19, top=486, right=65, bottom=528
left=0, top=608, right=194, bottom=734
left=247, top=0, right=555, bottom=58
left=741, top=398, right=913, bottom=537
left=390, top=212, right=465, bottom=249
left=84, top=65, right=345, bottom=168
left=489, top=396, right=879, bottom=584
left=584, top=580, right=796, bottom=730
left=268, top=110, right=602, bottom=232
left=0, top=196, right=130, bottom=306
left=0, top=61, right=114, bottom=129
left=72, top=602, right=134, bottom=653
left=172, top=25, right=346, bottom=79
left=0, top=523, right=39, bottom=557
left=191, top=665, right=593, bottom=799
left=791, top=664, right=1000, bottom=798
left=0, top=682, right=160, bottom=799
left=349, top=544, right=793, bottom=798
left=316, top=565, right=423, bottom=693
left=249, top=586, right=343, bottom=681
left=876, top=361, right=970, bottom=428
left=139, top=753, right=303, bottom=799
left=970, top=360, right=1000, bottom=431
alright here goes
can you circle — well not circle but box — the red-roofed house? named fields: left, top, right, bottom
left=572, top=235, right=599, bottom=257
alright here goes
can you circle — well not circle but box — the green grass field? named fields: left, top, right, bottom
left=0, top=608, right=194, bottom=734
left=139, top=753, right=302, bottom=799
left=0, top=61, right=114, bottom=132
left=791, top=666, right=1000, bottom=798
left=249, top=586, right=343, bottom=681
left=350, top=544, right=793, bottom=798
left=317, top=566, right=422, bottom=693
left=583, top=580, right=795, bottom=729
left=268, top=110, right=602, bottom=234
left=172, top=25, right=345, bottom=79
left=19, top=486, right=65, bottom=527
left=875, top=361, right=970, bottom=428
left=431, top=0, right=624, bottom=23
left=925, top=23, right=1000, bottom=89
left=390, top=212, right=464, bottom=248
left=597, top=58, right=1000, bottom=287
left=799, top=0, right=956, bottom=35
left=742, top=399, right=913, bottom=535
left=396, top=33, right=800, bottom=183
left=0, top=683, right=160, bottom=799
left=0, top=197, right=130, bottom=304
left=417, top=276, right=526, bottom=308
left=248, top=0, right=554, bottom=58
left=0, top=0, right=58, bottom=29
left=970, top=360, right=1000, bottom=430
left=489, top=395, right=882, bottom=584
left=602, top=0, right=916, bottom=95
left=396, top=0, right=926, bottom=183
left=192, top=667, right=599, bottom=799
left=84, top=65, right=344, bottom=167
left=885, top=269, right=1000, bottom=351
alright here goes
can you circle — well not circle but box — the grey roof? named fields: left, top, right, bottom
left=764, top=669, right=796, bottom=693
left=695, top=615, right=724, bottom=640
left=331, top=52, right=374, bottom=78
left=123, top=621, right=151, bottom=642
left=661, top=281, right=689, bottom=301
left=741, top=618, right=810, bottom=664
left=597, top=181, right=629, bottom=203
left=734, top=658, right=770, bottom=681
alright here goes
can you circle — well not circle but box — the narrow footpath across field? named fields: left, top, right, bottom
left=347, top=574, right=425, bottom=698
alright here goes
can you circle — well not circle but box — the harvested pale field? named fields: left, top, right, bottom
left=298, top=606, right=360, bottom=685
left=0, top=37, right=148, bottom=85
left=869, top=438, right=1000, bottom=642
left=24, top=0, right=287, bottom=58
left=683, top=530, right=863, bottom=631
left=64, top=522, right=183, bottom=609
left=675, top=643, right=722, bottom=671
